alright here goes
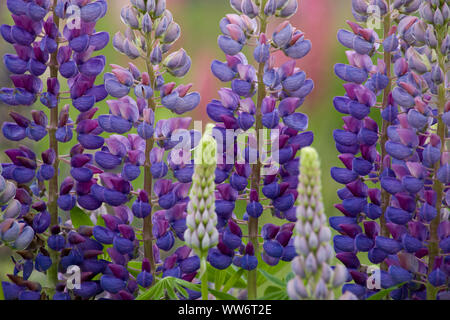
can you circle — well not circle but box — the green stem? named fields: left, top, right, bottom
left=247, top=1, right=268, bottom=300
left=47, top=0, right=61, bottom=290
left=426, top=24, right=447, bottom=300
left=201, top=258, right=209, bottom=300
left=143, top=35, right=158, bottom=284
left=379, top=0, right=392, bottom=272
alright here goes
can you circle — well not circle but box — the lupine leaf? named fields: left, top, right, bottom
left=127, top=267, right=140, bottom=278
left=207, top=265, right=246, bottom=288
left=214, top=268, right=227, bottom=291
left=136, top=277, right=174, bottom=300
left=256, top=259, right=289, bottom=286
left=264, top=285, right=283, bottom=295
left=259, top=269, right=285, bottom=288
left=173, top=278, right=201, bottom=292
left=176, top=285, right=189, bottom=299
left=127, top=261, right=142, bottom=270
left=222, top=268, right=245, bottom=293
left=96, top=215, right=106, bottom=227
left=208, top=288, right=237, bottom=300
left=174, top=278, right=235, bottom=300
left=366, top=282, right=406, bottom=300
left=70, top=206, right=93, bottom=228
left=164, top=281, right=179, bottom=300
left=258, top=289, right=289, bottom=300
left=285, top=271, right=295, bottom=283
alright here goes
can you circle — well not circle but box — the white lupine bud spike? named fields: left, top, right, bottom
left=295, top=236, right=309, bottom=255
left=340, top=291, right=358, bottom=300
left=291, top=256, right=306, bottom=278
left=205, top=219, right=215, bottom=233
left=324, top=242, right=333, bottom=258
left=191, top=232, right=200, bottom=249
left=185, top=128, right=218, bottom=257
left=194, top=211, right=202, bottom=224
left=184, top=230, right=192, bottom=244
left=296, top=223, right=304, bottom=236
left=186, top=215, right=196, bottom=230
left=286, top=279, right=298, bottom=300
left=292, top=277, right=309, bottom=299
left=201, top=232, right=210, bottom=249
left=197, top=223, right=206, bottom=239
left=210, top=230, right=219, bottom=247
left=305, top=252, right=317, bottom=274
left=306, top=206, right=314, bottom=220
left=316, top=245, right=328, bottom=265
left=332, top=264, right=349, bottom=288
left=289, top=147, right=345, bottom=300
left=308, top=232, right=318, bottom=250
left=318, top=226, right=332, bottom=243
left=321, top=263, right=332, bottom=283
left=314, top=279, right=328, bottom=299
left=312, top=215, right=321, bottom=231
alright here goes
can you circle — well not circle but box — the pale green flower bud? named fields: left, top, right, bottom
left=288, top=147, right=346, bottom=300
left=0, top=181, right=17, bottom=206
left=3, top=199, right=21, bottom=220
left=185, top=131, right=219, bottom=257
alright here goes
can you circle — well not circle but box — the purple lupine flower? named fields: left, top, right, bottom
left=331, top=0, right=449, bottom=300
left=0, top=0, right=112, bottom=301
left=94, top=0, right=202, bottom=296
left=205, top=0, right=314, bottom=299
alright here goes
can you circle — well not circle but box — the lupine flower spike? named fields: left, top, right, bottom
left=288, top=147, right=348, bottom=300
left=332, top=0, right=449, bottom=300
left=185, top=125, right=219, bottom=299
left=207, top=0, right=314, bottom=299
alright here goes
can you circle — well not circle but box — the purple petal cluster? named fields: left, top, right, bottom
left=331, top=1, right=449, bottom=300
left=205, top=0, right=314, bottom=298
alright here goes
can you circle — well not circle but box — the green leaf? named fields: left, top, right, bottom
left=96, top=215, right=106, bottom=227
left=127, top=267, right=140, bottom=278
left=136, top=277, right=174, bottom=300
left=222, top=268, right=245, bottom=293
left=0, top=281, right=4, bottom=300
left=164, top=281, right=179, bottom=300
left=285, top=272, right=295, bottom=283
left=366, top=282, right=406, bottom=300
left=214, top=268, right=227, bottom=291
left=173, top=278, right=201, bottom=292
left=264, top=285, right=283, bottom=295
left=258, top=290, right=289, bottom=300
left=70, top=206, right=93, bottom=228
left=259, top=269, right=285, bottom=288
left=206, top=265, right=246, bottom=288
left=257, top=259, right=289, bottom=286
left=208, top=288, right=237, bottom=300
left=176, top=285, right=189, bottom=299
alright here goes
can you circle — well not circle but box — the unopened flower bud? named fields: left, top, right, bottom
left=142, top=13, right=153, bottom=33
left=121, top=6, right=140, bottom=29
left=277, top=0, right=298, bottom=18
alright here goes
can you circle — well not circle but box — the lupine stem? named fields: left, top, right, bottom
left=247, top=0, right=268, bottom=300
left=379, top=0, right=392, bottom=271
left=426, top=25, right=447, bottom=300
left=47, top=0, right=61, bottom=289
left=201, top=257, right=208, bottom=300
left=143, top=35, right=158, bottom=284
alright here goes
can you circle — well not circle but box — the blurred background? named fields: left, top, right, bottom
left=0, top=0, right=355, bottom=291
